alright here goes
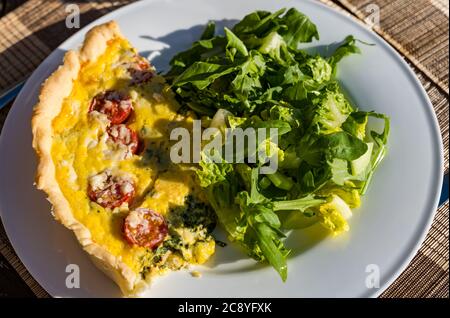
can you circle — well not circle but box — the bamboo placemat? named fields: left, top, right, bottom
left=0, top=0, right=448, bottom=298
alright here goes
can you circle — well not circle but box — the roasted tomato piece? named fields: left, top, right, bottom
left=89, top=90, right=132, bottom=124
left=123, top=208, right=168, bottom=249
left=88, top=170, right=135, bottom=208
left=129, top=57, right=154, bottom=85
left=107, top=124, right=139, bottom=156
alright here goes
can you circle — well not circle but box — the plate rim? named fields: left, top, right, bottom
left=0, top=0, right=444, bottom=298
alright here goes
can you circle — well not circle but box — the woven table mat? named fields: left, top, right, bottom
left=0, top=0, right=448, bottom=298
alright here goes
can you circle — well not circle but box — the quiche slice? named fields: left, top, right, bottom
left=32, top=21, right=216, bottom=296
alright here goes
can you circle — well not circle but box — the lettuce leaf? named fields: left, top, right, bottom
left=168, top=7, right=389, bottom=282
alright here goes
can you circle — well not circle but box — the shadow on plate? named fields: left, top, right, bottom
left=202, top=223, right=329, bottom=276
left=138, top=19, right=238, bottom=73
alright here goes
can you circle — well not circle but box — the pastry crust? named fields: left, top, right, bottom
left=31, top=21, right=145, bottom=296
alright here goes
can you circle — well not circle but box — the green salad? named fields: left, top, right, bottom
left=165, top=8, right=389, bottom=281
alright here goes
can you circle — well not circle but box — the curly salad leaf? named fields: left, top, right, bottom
left=166, top=8, right=390, bottom=281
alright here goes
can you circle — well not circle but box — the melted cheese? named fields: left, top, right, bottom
left=51, top=38, right=212, bottom=274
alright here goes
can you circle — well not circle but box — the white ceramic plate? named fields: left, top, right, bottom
left=0, top=0, right=443, bottom=298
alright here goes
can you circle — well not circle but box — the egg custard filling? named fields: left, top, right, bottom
left=32, top=21, right=216, bottom=295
